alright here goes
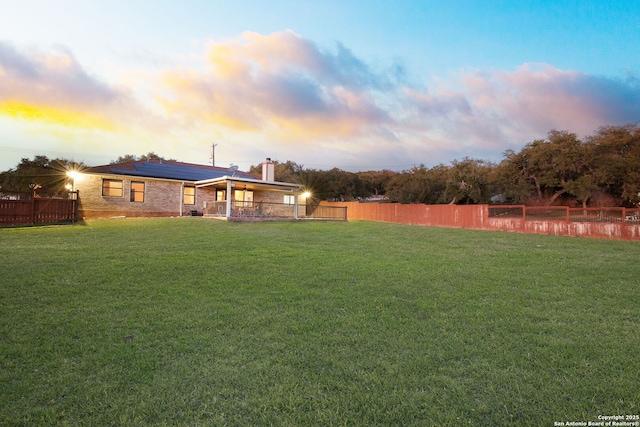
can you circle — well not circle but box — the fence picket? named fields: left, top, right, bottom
left=0, top=191, right=78, bottom=227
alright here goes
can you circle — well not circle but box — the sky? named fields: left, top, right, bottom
left=1, top=0, right=639, bottom=173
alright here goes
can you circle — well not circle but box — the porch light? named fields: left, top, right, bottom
left=301, top=191, right=311, bottom=199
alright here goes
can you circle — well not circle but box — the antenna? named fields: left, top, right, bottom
left=210, top=143, right=218, bottom=166
left=228, top=164, right=239, bottom=177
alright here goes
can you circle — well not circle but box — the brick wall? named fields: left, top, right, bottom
left=254, top=191, right=302, bottom=217
left=76, top=174, right=215, bottom=219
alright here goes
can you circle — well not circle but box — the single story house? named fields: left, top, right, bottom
left=71, top=159, right=306, bottom=220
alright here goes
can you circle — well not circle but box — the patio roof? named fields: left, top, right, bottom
left=194, top=176, right=303, bottom=193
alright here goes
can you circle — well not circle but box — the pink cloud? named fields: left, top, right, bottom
left=159, top=31, right=397, bottom=139
left=404, top=63, right=640, bottom=156
left=467, top=63, right=639, bottom=135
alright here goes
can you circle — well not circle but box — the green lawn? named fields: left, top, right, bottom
left=1, top=218, right=639, bottom=426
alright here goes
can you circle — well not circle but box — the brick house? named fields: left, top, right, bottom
left=72, top=159, right=306, bottom=220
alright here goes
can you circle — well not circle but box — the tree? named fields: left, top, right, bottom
left=0, top=155, right=83, bottom=193
left=587, top=124, right=640, bottom=207
left=492, top=148, right=538, bottom=204
left=357, top=170, right=395, bottom=197
left=274, top=160, right=306, bottom=183
left=111, top=152, right=175, bottom=164
left=531, top=131, right=590, bottom=205
left=324, top=168, right=370, bottom=201
left=238, top=124, right=640, bottom=207
left=300, top=168, right=369, bottom=202
left=385, top=164, right=448, bottom=204
left=248, top=160, right=305, bottom=182
left=248, top=160, right=369, bottom=201
left=384, top=165, right=429, bottom=204
left=494, top=131, right=591, bottom=206
left=442, top=158, right=494, bottom=204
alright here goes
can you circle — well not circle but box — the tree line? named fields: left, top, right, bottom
left=2, top=125, right=639, bottom=207
left=249, top=124, right=640, bottom=208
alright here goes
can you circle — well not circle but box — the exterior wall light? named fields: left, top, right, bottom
left=66, top=171, right=82, bottom=191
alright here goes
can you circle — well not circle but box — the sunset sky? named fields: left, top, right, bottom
left=1, top=0, right=639, bottom=173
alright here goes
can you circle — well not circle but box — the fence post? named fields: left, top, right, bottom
left=73, top=190, right=79, bottom=222
left=31, top=189, right=37, bottom=225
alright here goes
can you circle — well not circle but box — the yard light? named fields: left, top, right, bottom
left=302, top=191, right=311, bottom=199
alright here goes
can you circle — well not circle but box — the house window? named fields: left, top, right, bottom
left=216, top=190, right=226, bottom=201
left=284, top=194, right=295, bottom=205
left=130, top=181, right=145, bottom=202
left=102, top=179, right=123, bottom=197
left=183, top=186, right=195, bottom=205
left=234, top=189, right=253, bottom=207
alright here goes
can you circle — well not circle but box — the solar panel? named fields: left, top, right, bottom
left=107, top=162, right=254, bottom=181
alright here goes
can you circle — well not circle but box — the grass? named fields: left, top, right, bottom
left=1, top=218, right=639, bottom=426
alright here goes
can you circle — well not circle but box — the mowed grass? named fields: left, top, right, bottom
left=1, top=218, right=639, bottom=426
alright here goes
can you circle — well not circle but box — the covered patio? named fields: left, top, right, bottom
left=195, top=175, right=306, bottom=221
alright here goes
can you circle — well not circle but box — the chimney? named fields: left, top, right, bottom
left=262, top=158, right=275, bottom=181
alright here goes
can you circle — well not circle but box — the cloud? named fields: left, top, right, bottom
left=1, top=34, right=638, bottom=172
left=466, top=64, right=640, bottom=136
left=402, top=63, right=640, bottom=158
left=158, top=31, right=399, bottom=140
left=0, top=41, right=136, bottom=130
left=157, top=32, right=639, bottom=168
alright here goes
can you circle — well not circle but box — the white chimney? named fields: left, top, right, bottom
left=262, top=158, right=275, bottom=181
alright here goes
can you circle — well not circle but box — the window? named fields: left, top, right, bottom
left=183, top=186, right=195, bottom=205
left=216, top=190, right=226, bottom=201
left=130, top=181, right=145, bottom=202
left=283, top=194, right=295, bottom=205
left=234, top=190, right=253, bottom=202
left=102, top=179, right=123, bottom=197
left=234, top=189, right=253, bottom=207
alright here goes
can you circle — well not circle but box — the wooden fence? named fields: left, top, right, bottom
left=321, top=202, right=640, bottom=241
left=0, top=191, right=79, bottom=227
left=305, top=204, right=348, bottom=221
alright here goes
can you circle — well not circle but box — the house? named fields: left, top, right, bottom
left=71, top=159, right=307, bottom=220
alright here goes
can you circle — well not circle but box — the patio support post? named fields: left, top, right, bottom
left=226, top=180, right=232, bottom=219
left=293, top=190, right=299, bottom=220
left=179, top=182, right=184, bottom=217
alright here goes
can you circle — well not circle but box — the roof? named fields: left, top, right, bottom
left=84, top=160, right=259, bottom=182
left=195, top=176, right=303, bottom=191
